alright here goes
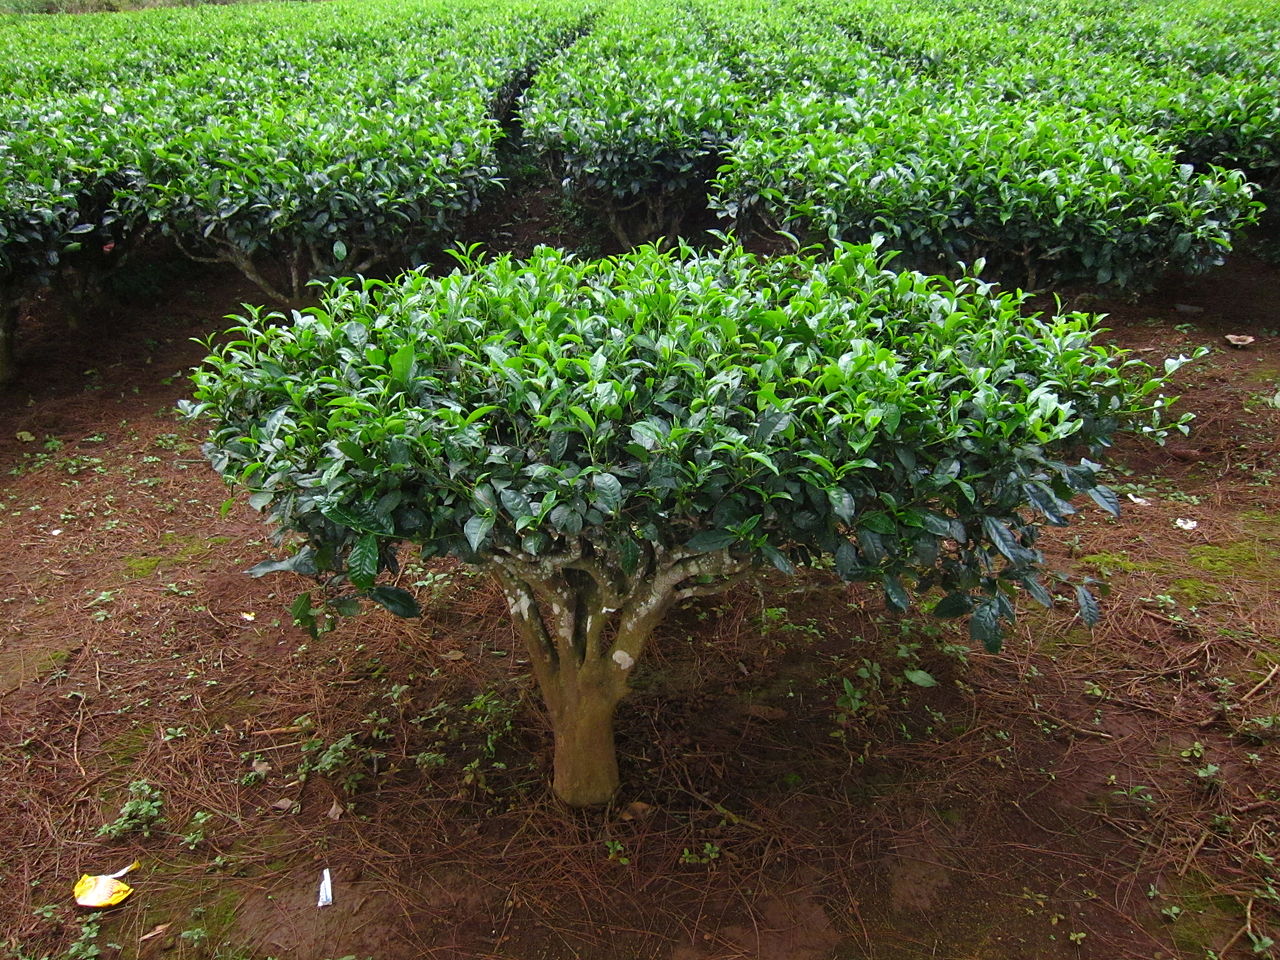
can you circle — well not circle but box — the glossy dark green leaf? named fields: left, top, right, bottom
left=464, top=514, right=493, bottom=553
left=883, top=574, right=910, bottom=611
left=348, top=533, right=379, bottom=590
left=592, top=473, right=623, bottom=515
left=245, top=546, right=315, bottom=578
left=933, top=592, right=971, bottom=618
left=686, top=529, right=737, bottom=552
left=970, top=600, right=1003, bottom=654
left=369, top=585, right=421, bottom=618
left=982, top=517, right=1031, bottom=563
left=499, top=486, right=534, bottom=522
left=1074, top=585, right=1101, bottom=627
left=1087, top=484, right=1121, bottom=517
left=834, top=541, right=861, bottom=580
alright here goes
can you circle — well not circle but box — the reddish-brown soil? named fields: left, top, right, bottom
left=1, top=241, right=1278, bottom=960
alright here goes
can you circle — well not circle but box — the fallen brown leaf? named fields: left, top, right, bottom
left=620, top=800, right=655, bottom=822
left=743, top=703, right=788, bottom=721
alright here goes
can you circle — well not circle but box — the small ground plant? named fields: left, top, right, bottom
left=96, top=779, right=163, bottom=839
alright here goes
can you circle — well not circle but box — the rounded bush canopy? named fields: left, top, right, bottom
left=188, top=240, right=1188, bottom=647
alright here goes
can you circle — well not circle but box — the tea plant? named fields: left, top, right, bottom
left=190, top=241, right=1192, bottom=806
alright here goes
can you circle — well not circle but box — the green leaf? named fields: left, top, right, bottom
left=246, top=547, right=315, bottom=578
left=933, top=592, right=971, bottom=618
left=319, top=501, right=392, bottom=535
left=857, top=529, right=885, bottom=566
left=686, top=529, right=737, bottom=552
left=389, top=343, right=415, bottom=386
left=970, top=600, right=1002, bottom=653
left=289, top=592, right=314, bottom=626
left=827, top=487, right=856, bottom=524
left=834, top=540, right=861, bottom=580
left=763, top=545, right=796, bottom=574
left=883, top=574, right=909, bottom=611
left=1023, top=482, right=1074, bottom=526
left=860, top=512, right=896, bottom=536
left=1020, top=574, right=1053, bottom=608
left=348, top=534, right=379, bottom=590
left=591, top=473, right=623, bottom=515
left=1074, top=585, right=1101, bottom=627
left=499, top=486, right=533, bottom=522
left=618, top=536, right=642, bottom=577
left=1087, top=484, right=1121, bottom=517
left=369, top=586, right=420, bottom=618
left=550, top=504, right=584, bottom=535
left=332, top=240, right=348, bottom=262
left=464, top=514, right=493, bottom=553
left=982, top=517, right=1031, bottom=563
left=903, top=669, right=937, bottom=688
left=333, top=597, right=362, bottom=617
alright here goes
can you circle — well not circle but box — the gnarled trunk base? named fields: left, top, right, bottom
left=548, top=683, right=624, bottom=807
left=494, top=547, right=747, bottom=807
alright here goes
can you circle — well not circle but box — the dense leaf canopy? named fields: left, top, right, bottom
left=188, top=241, right=1190, bottom=647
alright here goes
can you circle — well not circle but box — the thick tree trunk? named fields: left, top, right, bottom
left=0, top=299, right=18, bottom=388
left=543, top=663, right=627, bottom=807
left=493, top=546, right=748, bottom=808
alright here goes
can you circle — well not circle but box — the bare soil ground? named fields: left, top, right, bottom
left=1, top=242, right=1278, bottom=960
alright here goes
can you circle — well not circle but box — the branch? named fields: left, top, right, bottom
left=664, top=550, right=749, bottom=590
left=492, top=560, right=579, bottom=665
left=492, top=540, right=583, bottom=569
left=171, top=232, right=226, bottom=266
left=674, top=568, right=753, bottom=602
left=564, top=553, right=624, bottom=611
left=221, top=244, right=292, bottom=306
left=492, top=567, right=558, bottom=677
left=606, top=550, right=750, bottom=665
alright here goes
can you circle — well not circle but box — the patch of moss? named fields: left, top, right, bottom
left=120, top=534, right=235, bottom=580
left=123, top=555, right=164, bottom=578
left=124, top=856, right=256, bottom=960
left=1188, top=541, right=1280, bottom=579
left=1240, top=509, right=1280, bottom=538
left=1240, top=359, right=1280, bottom=385
left=1149, top=872, right=1243, bottom=957
left=1034, top=624, right=1095, bottom=653
left=100, top=723, right=155, bottom=767
left=1080, top=552, right=1143, bottom=576
left=1169, top=578, right=1227, bottom=607
left=0, top=643, right=79, bottom=694
left=158, top=532, right=233, bottom=548
left=207, top=695, right=264, bottom=728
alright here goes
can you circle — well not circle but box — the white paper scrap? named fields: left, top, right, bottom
left=317, top=868, right=333, bottom=908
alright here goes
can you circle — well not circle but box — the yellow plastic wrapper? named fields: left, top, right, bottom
left=73, top=861, right=140, bottom=908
